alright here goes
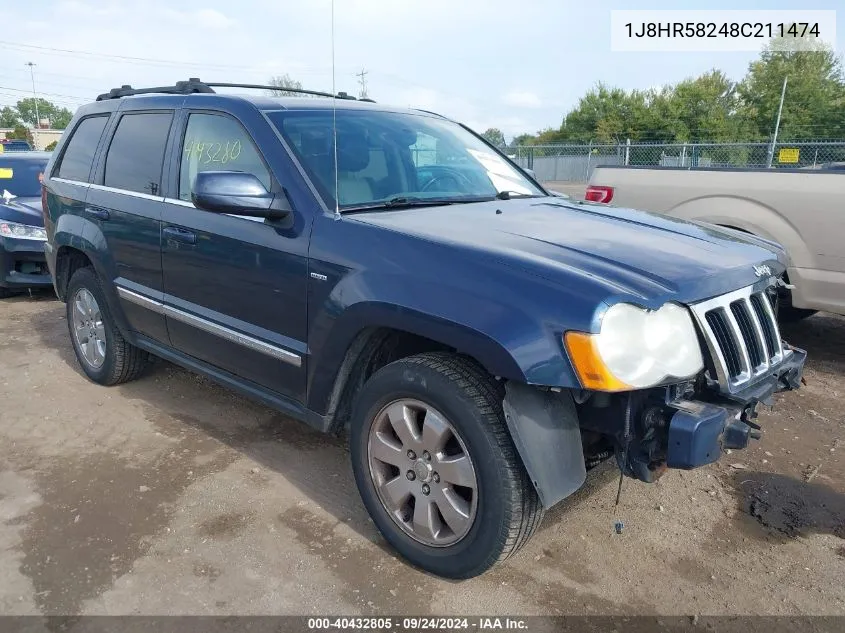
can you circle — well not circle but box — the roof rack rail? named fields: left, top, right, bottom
left=96, top=78, right=214, bottom=101
left=96, top=78, right=368, bottom=102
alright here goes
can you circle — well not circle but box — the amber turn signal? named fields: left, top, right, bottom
left=564, top=331, right=632, bottom=392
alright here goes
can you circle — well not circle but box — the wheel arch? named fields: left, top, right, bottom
left=315, top=325, right=475, bottom=433
left=52, top=226, right=133, bottom=339
left=54, top=245, right=94, bottom=301
left=668, top=195, right=813, bottom=268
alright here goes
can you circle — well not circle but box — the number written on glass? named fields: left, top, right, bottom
left=183, top=139, right=242, bottom=165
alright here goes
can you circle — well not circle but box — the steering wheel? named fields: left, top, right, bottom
left=420, top=168, right=475, bottom=193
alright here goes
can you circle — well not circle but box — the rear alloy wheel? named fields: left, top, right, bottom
left=71, top=288, right=107, bottom=369
left=66, top=266, right=149, bottom=385
left=350, top=352, right=543, bottom=579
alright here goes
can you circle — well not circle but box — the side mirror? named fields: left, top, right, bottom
left=524, top=168, right=538, bottom=180
left=192, top=171, right=292, bottom=221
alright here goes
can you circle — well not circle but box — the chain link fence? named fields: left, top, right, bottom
left=509, top=140, right=845, bottom=183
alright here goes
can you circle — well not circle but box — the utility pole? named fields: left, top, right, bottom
left=766, top=75, right=788, bottom=168
left=355, top=68, right=369, bottom=100
left=25, top=62, right=40, bottom=149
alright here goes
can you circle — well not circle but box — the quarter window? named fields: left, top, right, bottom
left=178, top=113, right=271, bottom=201
left=104, top=112, right=173, bottom=196
left=55, top=115, right=109, bottom=182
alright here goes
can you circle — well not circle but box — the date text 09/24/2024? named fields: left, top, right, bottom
left=307, top=617, right=528, bottom=630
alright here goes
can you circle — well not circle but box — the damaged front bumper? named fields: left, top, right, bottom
left=665, top=345, right=807, bottom=469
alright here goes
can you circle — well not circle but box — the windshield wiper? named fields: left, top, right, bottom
left=495, top=190, right=544, bottom=200
left=341, top=196, right=493, bottom=213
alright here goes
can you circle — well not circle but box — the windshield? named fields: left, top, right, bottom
left=0, top=157, right=48, bottom=198
left=266, top=109, right=544, bottom=210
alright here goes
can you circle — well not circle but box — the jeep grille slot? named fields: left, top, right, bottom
left=730, top=300, right=764, bottom=369
left=690, top=285, right=787, bottom=395
left=705, top=309, right=741, bottom=379
left=750, top=293, right=777, bottom=359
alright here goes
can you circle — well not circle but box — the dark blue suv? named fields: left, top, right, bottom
left=42, top=80, right=806, bottom=578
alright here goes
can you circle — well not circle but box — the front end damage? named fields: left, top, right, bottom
left=575, top=341, right=805, bottom=484
left=501, top=282, right=807, bottom=508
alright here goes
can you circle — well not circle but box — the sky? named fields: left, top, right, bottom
left=0, top=0, right=842, bottom=140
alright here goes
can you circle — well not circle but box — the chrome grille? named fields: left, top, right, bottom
left=690, top=284, right=789, bottom=394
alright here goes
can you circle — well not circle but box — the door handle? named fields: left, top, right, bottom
left=163, top=226, right=197, bottom=245
left=85, top=206, right=110, bottom=221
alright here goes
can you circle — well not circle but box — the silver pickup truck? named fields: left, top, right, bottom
left=587, top=166, right=845, bottom=318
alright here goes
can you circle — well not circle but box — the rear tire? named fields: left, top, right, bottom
left=350, top=352, right=543, bottom=579
left=66, top=266, right=149, bottom=385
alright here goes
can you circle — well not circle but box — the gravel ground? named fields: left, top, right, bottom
left=0, top=291, right=843, bottom=616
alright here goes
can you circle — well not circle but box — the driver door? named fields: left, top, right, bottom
left=160, top=110, right=311, bottom=403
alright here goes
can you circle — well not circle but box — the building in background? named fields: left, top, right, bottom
left=0, top=126, right=63, bottom=151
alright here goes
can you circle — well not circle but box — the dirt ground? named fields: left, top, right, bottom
left=0, top=291, right=843, bottom=616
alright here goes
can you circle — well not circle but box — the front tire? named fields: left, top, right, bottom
left=350, top=352, right=543, bottom=579
left=66, top=266, right=149, bottom=385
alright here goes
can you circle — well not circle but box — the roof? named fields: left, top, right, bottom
left=228, top=94, right=443, bottom=116
left=85, top=79, right=447, bottom=119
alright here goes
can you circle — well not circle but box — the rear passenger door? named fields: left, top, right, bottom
left=47, top=114, right=110, bottom=243
left=86, top=110, right=173, bottom=344
left=160, top=110, right=310, bottom=404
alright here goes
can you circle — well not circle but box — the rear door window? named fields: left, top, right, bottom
left=104, top=112, right=173, bottom=196
left=54, top=115, right=109, bottom=182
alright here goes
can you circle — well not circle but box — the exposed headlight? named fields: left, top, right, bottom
left=565, top=302, right=704, bottom=391
left=0, top=220, right=47, bottom=241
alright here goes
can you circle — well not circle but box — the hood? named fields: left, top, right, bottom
left=0, top=196, right=44, bottom=228
left=350, top=198, right=784, bottom=307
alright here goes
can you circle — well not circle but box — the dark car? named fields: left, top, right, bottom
left=0, top=151, right=52, bottom=297
left=0, top=139, right=33, bottom=152
left=42, top=80, right=806, bottom=579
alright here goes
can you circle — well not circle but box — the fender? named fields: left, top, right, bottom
left=667, top=195, right=813, bottom=270
left=306, top=282, right=583, bottom=416
left=52, top=214, right=134, bottom=341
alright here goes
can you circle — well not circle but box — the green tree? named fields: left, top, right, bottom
left=6, top=125, right=34, bottom=146
left=268, top=74, right=304, bottom=97
left=481, top=128, right=506, bottom=146
left=669, top=70, right=750, bottom=142
left=737, top=38, right=845, bottom=141
left=49, top=107, right=74, bottom=129
left=513, top=32, right=845, bottom=145
left=14, top=98, right=74, bottom=129
left=0, top=106, right=20, bottom=128
left=552, top=84, right=653, bottom=143
left=511, top=133, right=536, bottom=146
left=534, top=126, right=567, bottom=144
left=45, top=140, right=58, bottom=151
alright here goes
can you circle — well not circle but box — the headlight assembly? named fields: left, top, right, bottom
left=565, top=302, right=704, bottom=391
left=0, top=220, right=47, bottom=241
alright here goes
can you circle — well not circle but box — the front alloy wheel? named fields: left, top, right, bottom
left=368, top=398, right=478, bottom=546
left=350, top=352, right=544, bottom=579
